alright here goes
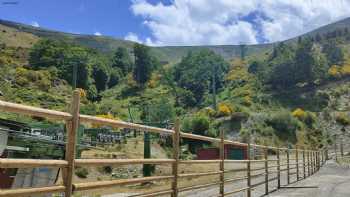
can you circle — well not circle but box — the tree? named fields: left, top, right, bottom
left=108, top=68, right=122, bottom=88
left=133, top=43, right=157, bottom=85
left=294, top=39, right=328, bottom=85
left=112, top=47, right=133, bottom=74
left=322, top=41, right=344, bottom=65
left=147, top=97, right=175, bottom=123
left=60, top=47, right=92, bottom=90
left=174, top=50, right=229, bottom=107
left=29, top=39, right=67, bottom=70
left=267, top=42, right=296, bottom=89
left=92, top=64, right=109, bottom=92
left=315, top=33, right=322, bottom=42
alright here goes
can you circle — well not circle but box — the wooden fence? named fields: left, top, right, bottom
left=0, top=90, right=327, bottom=197
left=332, top=135, right=350, bottom=162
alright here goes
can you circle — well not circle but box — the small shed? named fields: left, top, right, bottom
left=196, top=144, right=247, bottom=160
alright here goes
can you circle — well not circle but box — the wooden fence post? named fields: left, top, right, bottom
left=64, top=90, right=81, bottom=197
left=311, top=151, right=315, bottom=175
left=302, top=149, right=306, bottom=179
left=307, top=151, right=310, bottom=177
left=220, top=130, right=225, bottom=197
left=172, top=119, right=180, bottom=197
left=264, top=147, right=268, bottom=195
left=247, top=139, right=251, bottom=197
left=334, top=135, right=338, bottom=162
left=296, top=147, right=299, bottom=181
left=316, top=151, right=318, bottom=171
left=318, top=151, right=321, bottom=170
left=287, top=149, right=290, bottom=184
left=312, top=151, right=315, bottom=174
left=340, top=139, right=344, bottom=157
left=277, top=148, right=281, bottom=189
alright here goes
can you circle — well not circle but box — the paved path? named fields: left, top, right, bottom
left=100, top=160, right=350, bottom=197
left=268, top=160, right=350, bottom=197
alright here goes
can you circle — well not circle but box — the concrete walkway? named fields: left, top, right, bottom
left=268, top=160, right=350, bottom=197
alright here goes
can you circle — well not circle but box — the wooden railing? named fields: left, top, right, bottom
left=0, top=90, right=327, bottom=197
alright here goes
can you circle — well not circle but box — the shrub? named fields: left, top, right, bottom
left=292, top=108, right=316, bottom=128
left=328, top=65, right=341, bottom=78
left=103, top=166, right=113, bottom=174
left=335, top=112, right=350, bottom=126
left=266, top=110, right=299, bottom=143
left=75, top=167, right=89, bottom=178
left=191, top=115, right=210, bottom=135
left=218, top=103, right=232, bottom=116
left=292, top=108, right=306, bottom=119
left=341, top=64, right=350, bottom=76
left=77, top=88, right=87, bottom=98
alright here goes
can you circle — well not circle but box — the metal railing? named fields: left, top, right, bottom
left=0, top=90, right=327, bottom=197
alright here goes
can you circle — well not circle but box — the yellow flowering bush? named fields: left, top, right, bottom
left=341, top=64, right=350, bottom=76
left=328, top=65, right=341, bottom=78
left=77, top=88, right=86, bottom=98
left=292, top=108, right=306, bottom=119
left=218, top=103, right=232, bottom=116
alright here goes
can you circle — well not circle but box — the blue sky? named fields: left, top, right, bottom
left=1, top=0, right=350, bottom=46
left=0, top=0, right=153, bottom=39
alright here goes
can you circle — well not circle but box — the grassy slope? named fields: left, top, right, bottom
left=3, top=17, right=350, bottom=62
left=0, top=19, right=273, bottom=62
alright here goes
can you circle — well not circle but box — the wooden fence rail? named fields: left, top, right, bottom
left=0, top=90, right=326, bottom=197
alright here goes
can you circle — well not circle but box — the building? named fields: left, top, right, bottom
left=196, top=144, right=248, bottom=160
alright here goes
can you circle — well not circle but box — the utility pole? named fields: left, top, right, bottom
left=143, top=104, right=151, bottom=177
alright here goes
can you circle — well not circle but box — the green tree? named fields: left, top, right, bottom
left=174, top=50, right=229, bottom=107
left=60, top=47, right=92, bottom=90
left=267, top=42, right=296, bottom=89
left=108, top=68, right=122, bottom=88
left=133, top=43, right=157, bottom=85
left=268, top=39, right=328, bottom=89
left=112, top=47, right=133, bottom=74
left=322, top=41, right=344, bottom=65
left=148, top=97, right=175, bottom=123
left=92, top=64, right=109, bottom=92
left=295, top=39, right=328, bottom=84
left=29, top=39, right=67, bottom=69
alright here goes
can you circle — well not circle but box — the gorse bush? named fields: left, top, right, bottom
left=218, top=103, right=232, bottom=117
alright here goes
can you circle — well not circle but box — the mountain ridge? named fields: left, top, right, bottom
left=1, top=17, right=350, bottom=62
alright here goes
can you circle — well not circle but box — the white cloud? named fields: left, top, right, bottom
left=124, top=32, right=144, bottom=43
left=129, top=0, right=350, bottom=46
left=94, top=32, right=102, bottom=36
left=124, top=32, right=160, bottom=46
left=30, top=21, right=40, bottom=28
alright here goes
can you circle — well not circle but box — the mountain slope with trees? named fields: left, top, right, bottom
left=1, top=18, right=350, bottom=152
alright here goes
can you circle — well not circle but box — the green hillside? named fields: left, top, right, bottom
left=1, top=17, right=350, bottom=151
left=0, top=19, right=273, bottom=62
left=2, top=17, right=350, bottom=63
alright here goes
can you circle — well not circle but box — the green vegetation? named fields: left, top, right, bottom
left=2, top=18, right=350, bottom=153
left=75, top=167, right=89, bottom=178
